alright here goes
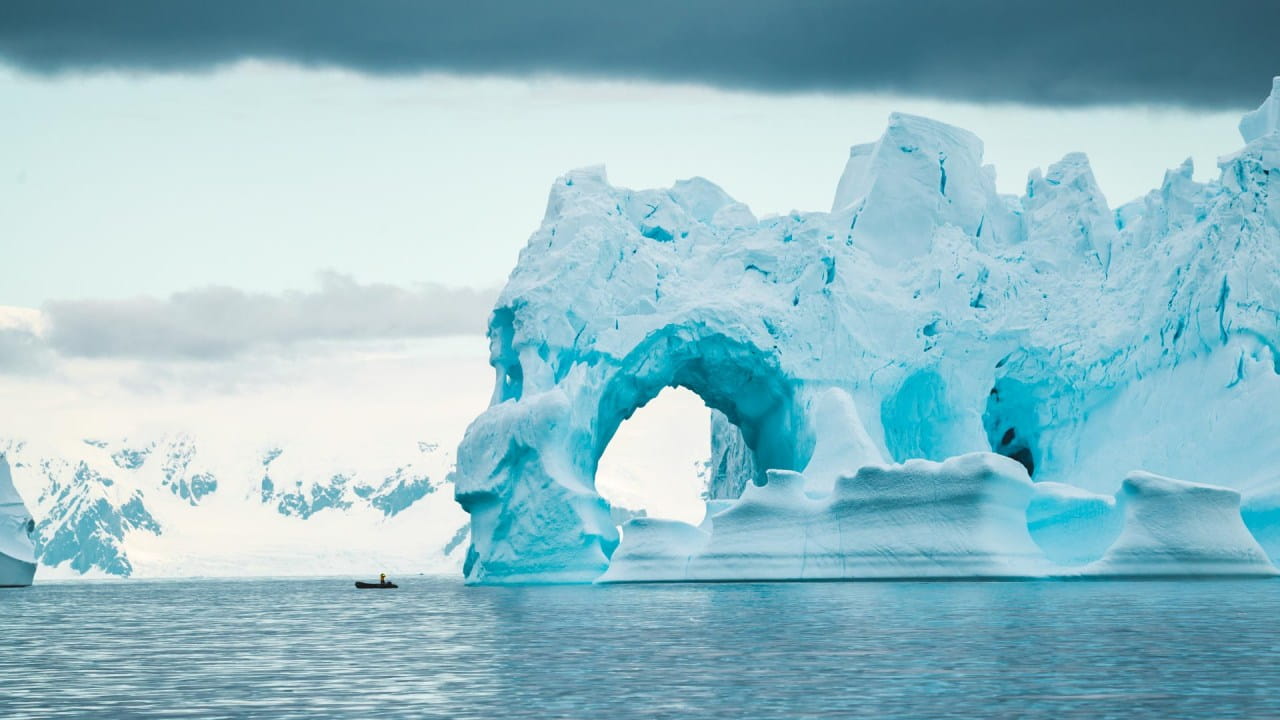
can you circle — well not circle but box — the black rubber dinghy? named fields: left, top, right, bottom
left=355, top=581, right=398, bottom=589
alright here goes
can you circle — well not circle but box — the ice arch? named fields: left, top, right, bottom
left=454, top=313, right=818, bottom=584
left=591, top=327, right=809, bottom=485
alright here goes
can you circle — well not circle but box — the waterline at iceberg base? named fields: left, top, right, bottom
left=454, top=78, right=1280, bottom=585
left=0, top=455, right=37, bottom=588
left=602, top=458, right=1275, bottom=582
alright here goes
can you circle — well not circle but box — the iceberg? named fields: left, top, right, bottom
left=455, top=78, right=1280, bottom=584
left=0, top=454, right=37, bottom=587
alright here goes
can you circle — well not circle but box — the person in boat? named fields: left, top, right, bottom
left=380, top=572, right=388, bottom=586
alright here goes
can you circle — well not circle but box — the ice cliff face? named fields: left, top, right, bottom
left=3, top=436, right=468, bottom=579
left=456, top=78, right=1280, bottom=584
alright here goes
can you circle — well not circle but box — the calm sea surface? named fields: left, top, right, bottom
left=2, top=576, right=1278, bottom=719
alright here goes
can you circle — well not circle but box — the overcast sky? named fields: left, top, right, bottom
left=3, top=1, right=1273, bottom=309
left=1, top=63, right=1254, bottom=311
left=4, top=0, right=1276, bottom=108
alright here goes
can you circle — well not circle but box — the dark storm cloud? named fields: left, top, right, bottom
left=40, top=273, right=497, bottom=361
left=0, top=0, right=1276, bottom=108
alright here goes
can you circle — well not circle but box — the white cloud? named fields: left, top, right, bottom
left=0, top=336, right=495, bottom=458
left=8, top=273, right=497, bottom=365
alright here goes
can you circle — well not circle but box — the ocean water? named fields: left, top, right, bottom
left=2, top=577, right=1279, bottom=719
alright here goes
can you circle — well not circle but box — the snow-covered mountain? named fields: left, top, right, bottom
left=2, top=435, right=469, bottom=579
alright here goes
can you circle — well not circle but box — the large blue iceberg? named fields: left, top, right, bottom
left=454, top=78, right=1280, bottom=584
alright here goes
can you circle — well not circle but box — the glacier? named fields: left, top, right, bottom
left=454, top=77, right=1280, bottom=584
left=0, top=453, right=37, bottom=587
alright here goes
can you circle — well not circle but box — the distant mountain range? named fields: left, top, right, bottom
left=2, top=435, right=470, bottom=579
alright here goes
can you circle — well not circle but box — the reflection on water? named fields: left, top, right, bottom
left=2, top=577, right=1278, bottom=718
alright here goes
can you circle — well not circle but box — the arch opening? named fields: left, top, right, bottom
left=589, top=329, right=808, bottom=521
left=594, top=386, right=710, bottom=526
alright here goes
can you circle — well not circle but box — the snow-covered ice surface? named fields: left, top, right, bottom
left=0, top=454, right=37, bottom=586
left=456, top=78, right=1280, bottom=584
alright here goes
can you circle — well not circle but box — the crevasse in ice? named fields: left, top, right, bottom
left=455, top=79, right=1280, bottom=584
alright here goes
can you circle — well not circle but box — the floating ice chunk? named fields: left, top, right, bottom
left=0, top=455, right=37, bottom=587
left=1026, top=482, right=1121, bottom=565
left=1089, top=472, right=1277, bottom=577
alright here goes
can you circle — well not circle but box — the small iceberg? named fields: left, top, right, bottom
left=0, top=454, right=37, bottom=588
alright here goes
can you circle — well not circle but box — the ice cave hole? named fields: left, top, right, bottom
left=983, top=379, right=1040, bottom=478
left=594, top=386, right=711, bottom=526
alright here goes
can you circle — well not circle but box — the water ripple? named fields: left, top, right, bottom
left=1, top=577, right=1278, bottom=719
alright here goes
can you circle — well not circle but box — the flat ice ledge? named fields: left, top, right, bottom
left=1086, top=472, right=1278, bottom=577
left=601, top=453, right=1055, bottom=583
left=600, top=460, right=1280, bottom=583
